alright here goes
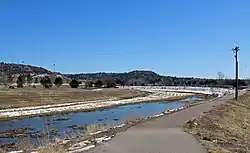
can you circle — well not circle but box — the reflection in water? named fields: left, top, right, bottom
left=0, top=97, right=204, bottom=145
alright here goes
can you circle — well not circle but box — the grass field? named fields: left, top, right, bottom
left=0, top=87, right=148, bottom=109
left=184, top=91, right=250, bottom=153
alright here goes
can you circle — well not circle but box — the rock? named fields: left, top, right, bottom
left=68, top=125, right=78, bottom=129
left=9, top=86, right=15, bottom=89
left=202, top=136, right=212, bottom=141
left=78, top=125, right=87, bottom=130
left=54, top=118, right=71, bottom=121
left=49, top=129, right=58, bottom=135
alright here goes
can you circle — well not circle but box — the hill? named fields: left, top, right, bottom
left=0, top=62, right=53, bottom=75
left=65, top=70, right=237, bottom=87
left=65, top=70, right=162, bottom=85
left=0, top=63, right=248, bottom=87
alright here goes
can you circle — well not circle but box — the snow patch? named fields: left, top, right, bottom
left=113, top=123, right=126, bottom=128
left=7, top=151, right=23, bottom=153
left=67, top=145, right=95, bottom=153
left=90, top=131, right=102, bottom=135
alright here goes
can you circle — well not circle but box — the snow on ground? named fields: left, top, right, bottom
left=0, top=91, right=190, bottom=118
left=0, top=86, right=233, bottom=119
left=121, top=86, right=234, bottom=97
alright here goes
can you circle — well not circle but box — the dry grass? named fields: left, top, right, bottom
left=0, top=149, right=5, bottom=153
left=0, top=87, right=147, bottom=109
left=25, top=124, right=110, bottom=153
left=184, top=91, right=250, bottom=153
left=84, top=124, right=111, bottom=135
left=36, top=143, right=65, bottom=153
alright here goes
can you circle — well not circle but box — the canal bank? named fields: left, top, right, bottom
left=0, top=96, right=204, bottom=152
left=0, top=91, right=195, bottom=120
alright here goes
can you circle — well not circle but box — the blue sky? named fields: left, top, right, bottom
left=0, top=0, right=250, bottom=78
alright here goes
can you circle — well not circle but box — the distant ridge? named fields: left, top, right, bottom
left=0, top=62, right=53, bottom=75
left=0, top=62, right=246, bottom=87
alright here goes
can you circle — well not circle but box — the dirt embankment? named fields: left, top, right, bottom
left=0, top=88, right=147, bottom=109
left=184, top=91, right=250, bottom=153
left=0, top=92, right=195, bottom=121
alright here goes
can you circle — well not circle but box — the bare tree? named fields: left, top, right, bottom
left=217, top=72, right=225, bottom=80
left=217, top=72, right=225, bottom=86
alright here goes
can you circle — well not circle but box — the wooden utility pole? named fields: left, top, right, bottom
left=21, top=61, right=24, bottom=74
left=232, top=46, right=239, bottom=100
left=53, top=63, right=56, bottom=74
left=0, top=62, right=3, bottom=84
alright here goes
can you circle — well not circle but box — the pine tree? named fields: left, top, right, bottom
left=54, top=77, right=63, bottom=87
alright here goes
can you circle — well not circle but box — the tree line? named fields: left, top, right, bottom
left=10, top=74, right=117, bottom=89
left=1, top=64, right=249, bottom=89
left=66, top=70, right=250, bottom=88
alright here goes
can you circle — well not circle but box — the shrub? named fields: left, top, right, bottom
left=69, top=79, right=79, bottom=88
left=54, top=77, right=63, bottom=87
left=85, top=81, right=93, bottom=88
left=40, top=76, right=53, bottom=88
left=7, top=73, right=13, bottom=85
left=34, top=77, right=39, bottom=83
left=9, top=85, right=15, bottom=89
left=26, top=74, right=33, bottom=85
left=16, top=75, right=25, bottom=88
left=94, top=79, right=103, bottom=88
left=102, top=76, right=116, bottom=88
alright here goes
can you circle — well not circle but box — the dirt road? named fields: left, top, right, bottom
left=86, top=91, right=245, bottom=153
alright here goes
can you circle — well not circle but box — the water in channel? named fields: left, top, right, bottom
left=0, top=97, right=204, bottom=146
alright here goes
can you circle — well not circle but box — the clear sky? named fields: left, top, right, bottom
left=0, top=0, right=250, bottom=78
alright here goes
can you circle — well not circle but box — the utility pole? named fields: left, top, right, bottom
left=53, top=63, right=56, bottom=74
left=232, top=46, right=239, bottom=100
left=0, top=61, right=3, bottom=84
left=21, top=61, right=24, bottom=75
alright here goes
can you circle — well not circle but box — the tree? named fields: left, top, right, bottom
left=40, top=76, right=53, bottom=88
left=34, top=77, right=39, bottom=84
left=207, top=79, right=218, bottom=87
left=69, top=79, right=79, bottom=88
left=191, top=80, right=197, bottom=86
left=217, top=72, right=225, bottom=80
left=94, top=79, right=103, bottom=88
left=102, top=76, right=116, bottom=88
left=54, top=77, right=63, bottom=87
left=7, top=73, right=13, bottom=85
left=161, top=78, right=171, bottom=86
left=85, top=80, right=93, bottom=88
left=115, top=78, right=124, bottom=86
left=16, top=75, right=25, bottom=88
left=245, top=79, right=250, bottom=87
left=148, top=78, right=156, bottom=85
left=217, top=72, right=225, bottom=86
left=26, top=74, right=33, bottom=86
